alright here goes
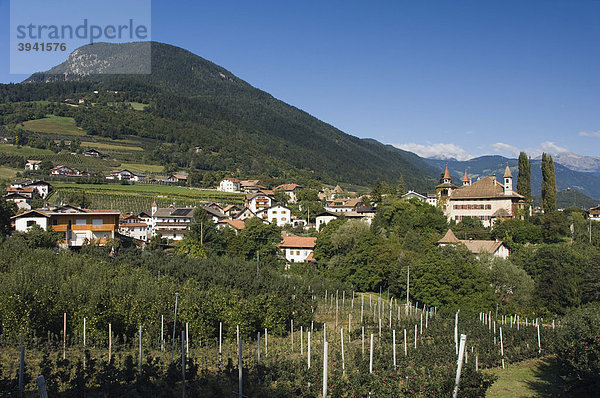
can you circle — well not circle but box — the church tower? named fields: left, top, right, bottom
left=503, top=165, right=513, bottom=195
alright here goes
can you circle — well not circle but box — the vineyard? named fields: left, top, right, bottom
left=49, top=183, right=245, bottom=213
left=0, top=292, right=557, bottom=397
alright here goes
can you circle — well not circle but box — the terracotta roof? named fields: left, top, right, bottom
left=275, top=184, right=302, bottom=191
left=218, top=219, right=245, bottom=230
left=277, top=236, right=317, bottom=249
left=436, top=181, right=457, bottom=189
left=26, top=160, right=42, bottom=164
left=438, top=229, right=460, bottom=244
left=306, top=252, right=316, bottom=262
left=492, top=208, right=511, bottom=217
left=121, top=222, right=147, bottom=227
left=221, top=178, right=241, bottom=183
left=462, top=170, right=469, bottom=183
left=504, top=165, right=512, bottom=178
left=450, top=176, right=524, bottom=199
left=443, top=166, right=451, bottom=180
left=461, top=240, right=505, bottom=255
left=333, top=185, right=344, bottom=193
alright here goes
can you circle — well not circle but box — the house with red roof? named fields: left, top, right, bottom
left=277, top=235, right=317, bottom=263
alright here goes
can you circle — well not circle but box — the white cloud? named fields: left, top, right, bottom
left=579, top=130, right=600, bottom=138
left=491, top=142, right=520, bottom=157
left=393, top=142, right=473, bottom=161
left=539, top=141, right=570, bottom=154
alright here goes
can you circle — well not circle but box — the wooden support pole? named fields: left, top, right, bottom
left=307, top=331, right=311, bottom=369
left=452, top=334, right=467, bottom=398
left=108, top=323, right=112, bottom=362
left=63, top=312, right=67, bottom=360
left=369, top=334, right=374, bottom=374
left=182, top=330, right=186, bottom=398
left=393, top=329, right=396, bottom=370
left=322, top=341, right=328, bottom=398
left=340, top=328, right=345, bottom=375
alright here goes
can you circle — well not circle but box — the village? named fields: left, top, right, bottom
left=6, top=154, right=577, bottom=263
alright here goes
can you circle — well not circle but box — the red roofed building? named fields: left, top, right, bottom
left=277, top=235, right=317, bottom=263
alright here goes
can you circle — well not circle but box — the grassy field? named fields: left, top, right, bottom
left=80, top=141, right=144, bottom=152
left=0, top=166, right=20, bottom=180
left=0, top=144, right=54, bottom=157
left=120, top=162, right=164, bottom=173
left=486, top=357, right=566, bottom=397
left=21, top=115, right=86, bottom=136
left=128, top=102, right=149, bottom=110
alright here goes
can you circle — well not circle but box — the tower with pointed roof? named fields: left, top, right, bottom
left=436, top=166, right=457, bottom=200
left=462, top=170, right=471, bottom=186
left=503, top=165, right=513, bottom=195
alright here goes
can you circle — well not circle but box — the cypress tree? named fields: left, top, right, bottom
left=541, top=153, right=557, bottom=213
left=516, top=152, right=532, bottom=205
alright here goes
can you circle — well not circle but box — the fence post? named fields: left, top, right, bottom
left=182, top=330, right=186, bottom=398
left=171, top=293, right=179, bottom=362
left=307, top=331, right=311, bottom=369
left=63, top=312, right=67, bottom=360
left=340, top=328, right=345, bottom=375
left=404, top=328, right=407, bottom=356
left=108, top=323, right=112, bottom=362
left=322, top=341, right=328, bottom=398
left=139, top=325, right=143, bottom=374
left=452, top=334, right=467, bottom=398
left=393, top=329, right=396, bottom=370
left=238, top=333, right=242, bottom=398
left=537, top=323, right=541, bottom=354
left=18, top=345, right=25, bottom=398
left=500, top=327, right=505, bottom=369
left=369, top=334, right=374, bottom=374
left=83, top=317, right=86, bottom=347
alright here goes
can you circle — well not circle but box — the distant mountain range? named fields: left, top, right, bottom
left=424, top=155, right=600, bottom=201
left=533, top=151, right=600, bottom=175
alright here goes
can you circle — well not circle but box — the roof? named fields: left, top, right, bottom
left=333, top=185, right=344, bottom=193
left=277, top=236, right=317, bottom=249
left=5, top=193, right=30, bottom=199
left=462, top=170, right=469, bottom=183
left=153, top=207, right=195, bottom=218
left=316, top=211, right=339, bottom=218
left=492, top=208, right=511, bottom=217
left=443, top=166, right=451, bottom=180
left=199, top=206, right=226, bottom=218
left=120, top=222, right=148, bottom=227
left=275, top=184, right=302, bottom=191
left=450, top=176, right=524, bottom=199
left=328, top=198, right=364, bottom=208
left=436, top=181, right=458, bottom=189
left=306, top=252, right=316, bottom=262
left=169, top=172, right=189, bottom=179
left=256, top=204, right=291, bottom=213
left=461, top=240, right=505, bottom=255
left=504, top=165, right=512, bottom=178
left=26, top=160, right=42, bottom=164
left=245, top=192, right=274, bottom=200
left=402, top=191, right=428, bottom=200
left=12, top=207, right=120, bottom=218
left=218, top=219, right=245, bottom=230
left=438, top=229, right=460, bottom=244
left=220, top=178, right=241, bottom=183
left=11, top=209, right=50, bottom=219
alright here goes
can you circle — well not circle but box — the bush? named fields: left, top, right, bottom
left=555, top=303, right=600, bottom=389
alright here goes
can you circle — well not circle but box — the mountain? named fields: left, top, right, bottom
left=15, top=41, right=436, bottom=189
left=532, top=188, right=599, bottom=209
left=534, top=151, right=600, bottom=174
left=423, top=155, right=600, bottom=200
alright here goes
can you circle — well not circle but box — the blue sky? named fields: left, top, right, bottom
left=1, top=0, right=599, bottom=160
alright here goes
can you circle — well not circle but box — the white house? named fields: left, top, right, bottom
left=24, top=181, right=51, bottom=199
left=256, top=204, right=292, bottom=227
left=25, top=160, right=42, bottom=171
left=274, top=184, right=302, bottom=203
left=120, top=214, right=150, bottom=241
left=106, top=169, right=145, bottom=182
left=324, top=197, right=367, bottom=213
left=218, top=178, right=241, bottom=192
left=245, top=192, right=275, bottom=213
left=402, top=190, right=438, bottom=207
left=50, top=165, right=79, bottom=176
left=277, top=235, right=317, bottom=263
left=316, top=211, right=339, bottom=231
left=588, top=205, right=600, bottom=222
left=151, top=203, right=195, bottom=241
left=437, top=229, right=510, bottom=259
left=5, top=193, right=31, bottom=210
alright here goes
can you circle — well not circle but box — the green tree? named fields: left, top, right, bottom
left=0, top=199, right=16, bottom=237
left=226, top=217, right=281, bottom=262
left=541, top=153, right=557, bottom=213
left=516, top=152, right=532, bottom=207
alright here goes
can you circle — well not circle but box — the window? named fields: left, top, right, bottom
left=296, top=250, right=300, bottom=255
left=26, top=220, right=35, bottom=227
left=75, top=219, right=86, bottom=225
left=52, top=219, right=58, bottom=226
left=92, top=219, right=103, bottom=226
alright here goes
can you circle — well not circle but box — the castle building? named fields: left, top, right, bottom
left=442, top=165, right=526, bottom=227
